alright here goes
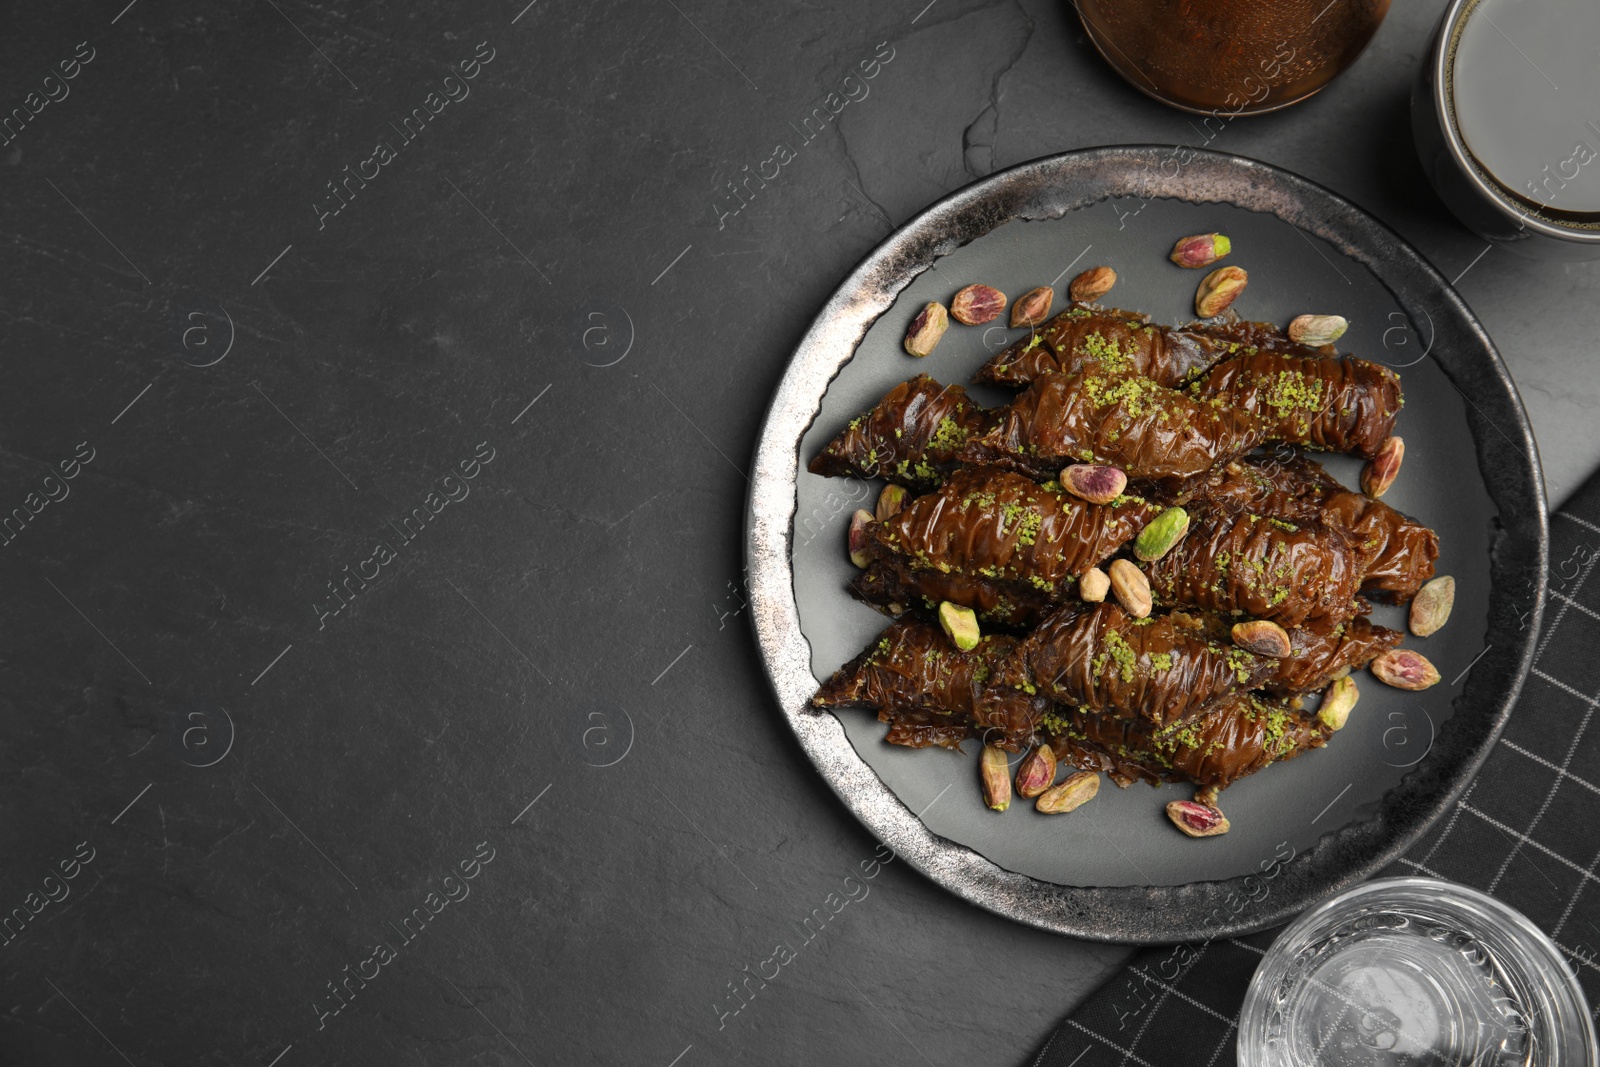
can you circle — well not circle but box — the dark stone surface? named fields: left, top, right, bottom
left=0, top=1, right=1592, bottom=1065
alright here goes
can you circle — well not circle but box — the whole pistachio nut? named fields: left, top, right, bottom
left=1288, top=314, right=1349, bottom=346
left=1318, top=675, right=1360, bottom=731
left=980, top=744, right=1012, bottom=812
left=1134, top=506, right=1191, bottom=561
left=1410, top=575, right=1456, bottom=637
left=1069, top=265, right=1117, bottom=303
left=1371, top=648, right=1441, bottom=691
left=1108, top=559, right=1153, bottom=618
left=1361, top=436, right=1405, bottom=498
left=903, top=301, right=949, bottom=357
left=938, top=600, right=981, bottom=652
left=1037, top=770, right=1100, bottom=814
left=1015, top=745, right=1059, bottom=798
left=1195, top=265, right=1248, bottom=318
left=1231, top=618, right=1291, bottom=659
left=1080, top=566, right=1111, bottom=603
left=1061, top=463, right=1128, bottom=505
left=1166, top=799, right=1231, bottom=838
left=949, top=284, right=1007, bottom=325
left=875, top=484, right=909, bottom=522
left=848, top=509, right=875, bottom=568
left=1169, top=232, right=1232, bottom=269
left=1010, top=286, right=1054, bottom=328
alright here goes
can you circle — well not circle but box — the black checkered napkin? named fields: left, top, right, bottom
left=1034, top=476, right=1600, bottom=1067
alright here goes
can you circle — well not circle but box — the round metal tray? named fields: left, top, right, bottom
left=745, top=146, right=1547, bottom=943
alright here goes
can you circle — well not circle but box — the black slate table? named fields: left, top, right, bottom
left=3, top=2, right=1596, bottom=1065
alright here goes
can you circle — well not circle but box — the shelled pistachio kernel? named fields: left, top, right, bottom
left=875, top=484, right=908, bottom=522
left=980, top=744, right=1011, bottom=812
left=1080, top=566, right=1111, bottom=603
left=1134, top=506, right=1190, bottom=561
left=950, top=284, right=1007, bottom=325
left=1061, top=463, right=1127, bottom=505
left=1108, top=559, right=1152, bottom=618
left=1037, top=771, right=1100, bottom=814
left=1015, top=745, right=1058, bottom=798
left=1409, top=575, right=1456, bottom=637
left=938, top=600, right=981, bottom=652
left=1318, top=676, right=1360, bottom=731
left=1170, top=232, right=1230, bottom=269
left=1288, top=314, right=1348, bottom=346
left=1166, top=799, right=1230, bottom=838
left=1069, top=266, right=1117, bottom=303
left=904, top=302, right=949, bottom=357
left=1231, top=619, right=1291, bottom=659
left=1010, top=286, right=1054, bottom=327
left=1361, top=436, right=1404, bottom=498
left=1371, top=648, right=1441, bottom=691
left=1195, top=265, right=1248, bottom=318
left=847, top=509, right=875, bottom=568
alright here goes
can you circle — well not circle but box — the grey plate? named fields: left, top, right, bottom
left=745, top=146, right=1548, bottom=944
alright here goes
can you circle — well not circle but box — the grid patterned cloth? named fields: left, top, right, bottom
left=1034, top=478, right=1600, bottom=1067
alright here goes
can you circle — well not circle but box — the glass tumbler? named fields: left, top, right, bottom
left=1238, top=877, right=1597, bottom=1066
